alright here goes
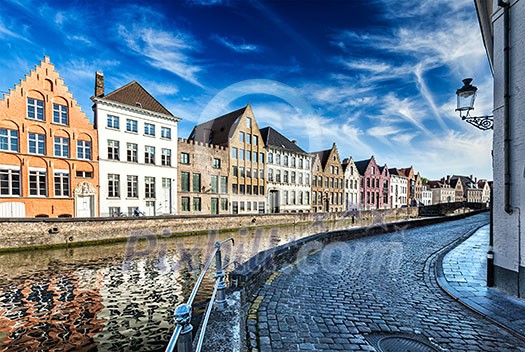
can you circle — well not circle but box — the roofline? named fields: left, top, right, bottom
left=91, top=96, right=182, bottom=122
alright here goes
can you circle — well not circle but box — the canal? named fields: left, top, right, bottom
left=0, top=217, right=362, bottom=351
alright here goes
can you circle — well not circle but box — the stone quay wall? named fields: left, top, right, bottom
left=0, top=207, right=419, bottom=251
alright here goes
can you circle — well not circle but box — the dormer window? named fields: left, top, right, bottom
left=136, top=102, right=142, bottom=108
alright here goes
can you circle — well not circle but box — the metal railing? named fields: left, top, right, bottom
left=165, top=238, right=235, bottom=352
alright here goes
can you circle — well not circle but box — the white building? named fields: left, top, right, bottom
left=478, top=180, right=491, bottom=204
left=428, top=180, right=455, bottom=205
left=342, top=158, right=360, bottom=211
left=476, top=0, right=525, bottom=296
left=422, top=186, right=432, bottom=206
left=388, top=168, right=408, bottom=208
left=260, top=127, right=311, bottom=213
left=92, top=74, right=180, bottom=216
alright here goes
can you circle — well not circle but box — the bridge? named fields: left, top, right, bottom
left=418, top=201, right=488, bottom=216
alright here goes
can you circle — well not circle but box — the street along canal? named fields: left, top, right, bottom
left=0, top=218, right=358, bottom=351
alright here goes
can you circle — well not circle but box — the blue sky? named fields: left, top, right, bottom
left=0, top=0, right=493, bottom=180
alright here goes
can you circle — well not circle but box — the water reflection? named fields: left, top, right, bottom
left=0, top=219, right=356, bottom=351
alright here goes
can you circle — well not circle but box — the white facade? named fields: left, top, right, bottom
left=476, top=0, right=525, bottom=296
left=422, top=186, right=432, bottom=206
left=93, top=99, right=180, bottom=216
left=389, top=174, right=408, bottom=208
left=266, top=150, right=311, bottom=213
left=431, top=187, right=455, bottom=205
left=343, top=158, right=360, bottom=211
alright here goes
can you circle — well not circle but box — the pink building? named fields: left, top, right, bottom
left=355, top=156, right=390, bottom=210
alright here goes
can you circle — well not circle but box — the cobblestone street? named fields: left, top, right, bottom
left=249, top=213, right=525, bottom=351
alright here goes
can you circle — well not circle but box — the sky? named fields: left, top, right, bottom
left=0, top=0, right=493, bottom=180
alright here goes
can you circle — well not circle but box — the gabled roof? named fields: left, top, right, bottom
left=102, top=81, right=174, bottom=116
left=189, top=106, right=247, bottom=145
left=398, top=167, right=414, bottom=178
left=478, top=180, right=488, bottom=189
left=311, top=149, right=332, bottom=169
left=427, top=180, right=447, bottom=189
left=451, top=175, right=477, bottom=189
left=259, top=126, right=306, bottom=155
left=354, top=158, right=372, bottom=176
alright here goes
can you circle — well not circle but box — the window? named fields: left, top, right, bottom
left=232, top=147, right=238, bottom=159
left=246, top=134, right=251, bottom=144
left=284, top=191, right=289, bottom=204
left=239, top=132, right=245, bottom=143
left=162, top=148, right=172, bottom=166
left=291, top=157, right=296, bottom=168
left=0, top=129, right=18, bottom=152
left=291, top=191, right=296, bottom=205
left=144, top=123, right=155, bottom=136
left=28, top=133, right=45, bottom=155
left=240, top=185, right=245, bottom=194
left=181, top=197, right=190, bottom=211
left=284, top=156, right=289, bottom=166
left=260, top=169, right=264, bottom=179
left=29, top=170, right=47, bottom=196
left=54, top=171, right=70, bottom=197
left=232, top=201, right=239, bottom=214
left=232, top=166, right=238, bottom=177
left=109, top=207, right=121, bottom=217
left=145, top=146, right=155, bottom=164
left=306, top=174, right=310, bottom=186
left=253, top=185, right=258, bottom=195
left=246, top=150, right=251, bottom=161
left=240, top=149, right=244, bottom=161
left=253, top=151, right=257, bottom=162
left=0, top=169, right=20, bottom=196
left=145, top=176, right=155, bottom=198
left=127, top=143, right=138, bottom=162
left=260, top=153, right=264, bottom=164
left=253, top=135, right=258, bottom=146
left=54, top=137, right=69, bottom=157
left=161, top=127, right=172, bottom=139
left=299, top=159, right=303, bottom=169
left=181, top=172, right=190, bottom=192
left=276, top=154, right=281, bottom=165
left=181, top=152, right=190, bottom=164
left=240, top=201, right=245, bottom=211
left=52, top=104, right=68, bottom=125
left=299, top=173, right=303, bottom=185
left=108, top=140, right=120, bottom=160
left=213, top=158, right=221, bottom=169
left=27, top=98, right=44, bottom=121
left=211, top=175, right=218, bottom=193
left=220, top=176, right=227, bottom=194
left=107, top=115, right=119, bottom=129
left=221, top=198, right=228, bottom=211
left=193, top=173, right=201, bottom=192
left=232, top=184, right=238, bottom=194
left=126, top=119, right=138, bottom=133
left=108, top=174, right=120, bottom=198
left=246, top=184, right=252, bottom=195
left=254, top=168, right=258, bottom=179
left=193, top=197, right=202, bottom=211
left=284, top=171, right=289, bottom=183
left=305, top=160, right=310, bottom=169
left=268, top=168, right=274, bottom=182
left=268, top=153, right=273, bottom=164
left=247, top=167, right=251, bottom=178
left=240, top=167, right=245, bottom=178
left=127, top=175, right=138, bottom=198
left=76, top=171, right=93, bottom=178
left=291, top=172, right=296, bottom=184
left=247, top=201, right=251, bottom=211
left=260, top=186, right=264, bottom=195
left=77, top=141, right=91, bottom=160
left=246, top=117, right=252, bottom=128
left=276, top=170, right=281, bottom=183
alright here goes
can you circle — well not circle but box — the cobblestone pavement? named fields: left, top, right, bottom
left=248, top=213, right=525, bottom=351
left=440, top=224, right=525, bottom=336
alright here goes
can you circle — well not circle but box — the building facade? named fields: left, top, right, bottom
left=398, top=167, right=416, bottom=205
left=92, top=74, right=180, bottom=216
left=260, top=127, right=311, bottom=213
left=0, top=57, right=99, bottom=218
left=342, top=157, right=360, bottom=211
left=177, top=138, right=229, bottom=215
left=389, top=169, right=408, bottom=208
left=422, top=186, right=433, bottom=206
left=478, top=180, right=491, bottom=204
left=379, top=165, right=391, bottom=209
left=428, top=180, right=455, bottom=205
left=311, top=144, right=344, bottom=212
left=355, top=156, right=383, bottom=210
left=189, top=104, right=266, bottom=214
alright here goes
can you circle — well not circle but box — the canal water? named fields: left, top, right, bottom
left=0, top=218, right=362, bottom=351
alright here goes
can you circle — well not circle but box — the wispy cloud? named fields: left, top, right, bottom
left=185, top=0, right=227, bottom=6
left=0, top=16, right=30, bottom=42
left=212, top=35, right=261, bottom=53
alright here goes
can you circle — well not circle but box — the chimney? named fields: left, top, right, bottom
left=292, top=140, right=297, bottom=145
left=446, top=175, right=451, bottom=184
left=95, top=71, right=104, bottom=97
left=475, top=177, right=478, bottom=183
left=470, top=174, right=474, bottom=181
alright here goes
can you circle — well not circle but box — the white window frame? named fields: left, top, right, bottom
left=54, top=137, right=69, bottom=157
left=0, top=129, right=19, bottom=152
left=27, top=98, right=44, bottom=121
left=28, top=133, right=45, bottom=155
left=53, top=103, right=68, bottom=125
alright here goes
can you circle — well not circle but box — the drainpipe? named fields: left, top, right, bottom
left=499, top=0, right=512, bottom=215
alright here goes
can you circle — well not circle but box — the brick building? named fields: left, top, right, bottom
left=0, top=57, right=99, bottom=217
left=177, top=138, right=229, bottom=215
left=189, top=104, right=266, bottom=214
left=310, top=143, right=344, bottom=212
left=355, top=156, right=383, bottom=210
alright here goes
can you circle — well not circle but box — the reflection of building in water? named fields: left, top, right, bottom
left=0, top=270, right=105, bottom=350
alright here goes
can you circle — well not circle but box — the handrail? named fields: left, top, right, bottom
left=165, top=237, right=234, bottom=352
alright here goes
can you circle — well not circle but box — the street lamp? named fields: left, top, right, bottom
left=455, top=78, right=495, bottom=287
left=455, top=78, right=494, bottom=130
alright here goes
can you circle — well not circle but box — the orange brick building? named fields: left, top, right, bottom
left=0, top=57, right=99, bottom=217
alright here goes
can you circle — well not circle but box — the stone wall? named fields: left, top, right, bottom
left=0, top=207, right=418, bottom=251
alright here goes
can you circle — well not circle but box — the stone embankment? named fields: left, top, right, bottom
left=0, top=207, right=418, bottom=251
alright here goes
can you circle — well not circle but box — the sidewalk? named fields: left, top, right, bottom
left=437, top=224, right=525, bottom=338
